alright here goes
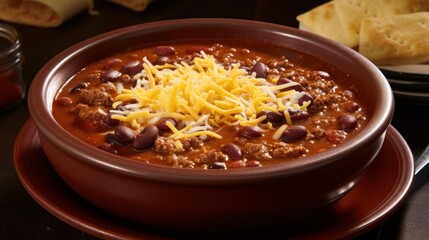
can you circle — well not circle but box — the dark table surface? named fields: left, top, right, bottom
left=1, top=0, right=428, bottom=239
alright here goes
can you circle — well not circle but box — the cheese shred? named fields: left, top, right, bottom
left=111, top=51, right=309, bottom=140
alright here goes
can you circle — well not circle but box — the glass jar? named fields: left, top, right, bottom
left=0, top=23, right=25, bottom=112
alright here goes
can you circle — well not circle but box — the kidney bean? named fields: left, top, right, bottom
left=238, top=126, right=263, bottom=139
left=344, top=101, right=360, bottom=113
left=55, top=97, right=73, bottom=106
left=285, top=83, right=304, bottom=92
left=154, top=56, right=169, bottom=65
left=288, top=109, right=310, bottom=121
left=70, top=82, right=90, bottom=93
left=266, top=111, right=286, bottom=125
left=114, top=126, right=136, bottom=144
left=298, top=92, right=314, bottom=105
left=121, top=61, right=143, bottom=76
left=277, top=78, right=303, bottom=92
left=100, top=69, right=121, bottom=83
left=222, top=143, right=243, bottom=160
left=246, top=160, right=262, bottom=167
left=98, top=142, right=118, bottom=154
left=208, top=161, right=227, bottom=169
left=251, top=62, right=268, bottom=78
left=338, top=114, right=357, bottom=132
left=256, top=110, right=269, bottom=123
left=154, top=46, right=176, bottom=56
left=133, top=125, right=159, bottom=150
left=103, top=114, right=120, bottom=127
left=281, top=125, right=307, bottom=143
left=155, top=117, right=176, bottom=132
left=106, top=133, right=125, bottom=146
left=228, top=160, right=246, bottom=168
left=103, top=58, right=122, bottom=70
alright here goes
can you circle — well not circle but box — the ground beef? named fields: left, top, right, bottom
left=197, top=150, right=228, bottom=164
left=100, top=82, right=117, bottom=93
left=84, top=70, right=101, bottom=82
left=308, top=97, right=327, bottom=113
left=164, top=154, right=195, bottom=168
left=120, top=74, right=133, bottom=83
left=307, top=75, right=334, bottom=92
left=270, top=142, right=308, bottom=158
left=233, top=136, right=248, bottom=146
left=309, top=127, right=325, bottom=140
left=153, top=137, right=180, bottom=154
left=69, top=103, right=105, bottom=122
left=79, top=82, right=116, bottom=106
left=153, top=137, right=203, bottom=154
left=180, top=137, right=203, bottom=150
left=325, top=130, right=347, bottom=144
left=242, top=143, right=272, bottom=161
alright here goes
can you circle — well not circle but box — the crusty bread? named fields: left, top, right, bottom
left=297, top=0, right=429, bottom=65
left=0, top=0, right=87, bottom=27
left=108, top=0, right=152, bottom=12
left=296, top=1, right=348, bottom=46
left=359, top=12, right=429, bottom=65
left=334, top=0, right=429, bottom=48
left=333, top=0, right=383, bottom=48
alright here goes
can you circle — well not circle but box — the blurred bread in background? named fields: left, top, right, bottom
left=0, top=0, right=88, bottom=27
left=0, top=0, right=153, bottom=28
left=296, top=1, right=347, bottom=45
left=109, top=0, right=152, bottom=12
left=297, top=0, right=429, bottom=65
left=359, top=12, right=429, bottom=65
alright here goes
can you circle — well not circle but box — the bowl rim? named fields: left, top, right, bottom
left=28, top=18, right=394, bottom=184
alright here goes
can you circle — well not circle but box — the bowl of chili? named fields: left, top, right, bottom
left=27, top=19, right=394, bottom=232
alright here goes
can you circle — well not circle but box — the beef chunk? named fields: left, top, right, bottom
left=70, top=103, right=105, bottom=122
left=270, top=142, right=308, bottom=158
left=164, top=154, right=195, bottom=168
left=242, top=143, right=272, bottom=160
left=180, top=137, right=203, bottom=150
left=153, top=137, right=179, bottom=154
left=79, top=82, right=116, bottom=106
left=197, top=150, right=228, bottom=164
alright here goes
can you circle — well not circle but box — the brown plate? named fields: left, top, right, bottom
left=14, top=119, right=414, bottom=240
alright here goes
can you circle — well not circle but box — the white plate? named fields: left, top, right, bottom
left=379, top=64, right=429, bottom=82
left=379, top=64, right=429, bottom=76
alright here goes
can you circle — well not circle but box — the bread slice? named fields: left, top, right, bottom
left=296, top=1, right=348, bottom=46
left=359, top=12, right=429, bottom=65
left=108, top=0, right=152, bottom=12
left=0, top=0, right=87, bottom=27
left=334, top=0, right=429, bottom=48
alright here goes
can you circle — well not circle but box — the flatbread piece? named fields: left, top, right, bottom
left=296, top=1, right=347, bottom=46
left=359, top=12, right=429, bottom=65
left=334, top=0, right=429, bottom=48
left=0, top=0, right=87, bottom=27
left=108, top=0, right=153, bottom=12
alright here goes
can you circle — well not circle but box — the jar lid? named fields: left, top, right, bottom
left=0, top=23, right=23, bottom=67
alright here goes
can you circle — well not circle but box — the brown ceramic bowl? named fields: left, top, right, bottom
left=28, top=19, right=394, bottom=233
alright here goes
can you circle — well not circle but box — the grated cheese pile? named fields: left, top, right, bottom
left=110, top=51, right=311, bottom=140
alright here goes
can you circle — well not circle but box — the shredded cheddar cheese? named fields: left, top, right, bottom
left=110, top=52, right=310, bottom=140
